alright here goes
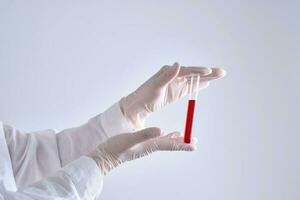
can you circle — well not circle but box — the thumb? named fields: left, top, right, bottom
left=153, top=62, right=180, bottom=88
left=123, top=127, right=162, bottom=150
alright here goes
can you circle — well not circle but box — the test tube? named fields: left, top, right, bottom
left=184, top=75, right=200, bottom=144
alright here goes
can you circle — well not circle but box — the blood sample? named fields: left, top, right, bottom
left=184, top=99, right=196, bottom=143
left=184, top=75, right=200, bottom=144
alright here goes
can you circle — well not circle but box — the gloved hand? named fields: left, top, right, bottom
left=121, top=62, right=226, bottom=129
left=88, top=127, right=197, bottom=175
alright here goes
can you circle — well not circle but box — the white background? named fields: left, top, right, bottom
left=0, top=1, right=299, bottom=200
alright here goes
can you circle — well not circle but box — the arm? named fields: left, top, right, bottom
left=1, top=156, right=103, bottom=200
left=1, top=127, right=197, bottom=200
left=4, top=101, right=136, bottom=187
left=1, top=121, right=103, bottom=199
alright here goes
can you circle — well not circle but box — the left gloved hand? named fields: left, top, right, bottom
left=88, top=127, right=197, bottom=175
left=121, top=62, right=226, bottom=129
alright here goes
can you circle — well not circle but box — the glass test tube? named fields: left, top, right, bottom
left=184, top=75, right=200, bottom=144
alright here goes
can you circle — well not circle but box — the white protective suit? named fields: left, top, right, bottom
left=0, top=102, right=135, bottom=200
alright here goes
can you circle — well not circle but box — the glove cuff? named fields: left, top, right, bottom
left=88, top=147, right=121, bottom=176
left=120, top=96, right=148, bottom=130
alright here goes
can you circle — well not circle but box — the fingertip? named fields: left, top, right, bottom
left=212, top=67, right=227, bottom=77
left=173, top=63, right=181, bottom=75
left=191, top=144, right=197, bottom=151
left=191, top=137, right=198, bottom=144
left=219, top=69, right=227, bottom=77
left=173, top=62, right=180, bottom=67
left=154, top=128, right=163, bottom=137
left=187, top=144, right=197, bottom=151
left=147, top=127, right=163, bottom=137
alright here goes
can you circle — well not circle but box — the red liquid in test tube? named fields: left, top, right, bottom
left=184, top=100, right=196, bottom=143
left=183, top=75, right=200, bottom=144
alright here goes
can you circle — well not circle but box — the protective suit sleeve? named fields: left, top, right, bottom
left=0, top=156, right=103, bottom=200
left=3, top=101, right=135, bottom=187
left=3, top=125, right=61, bottom=187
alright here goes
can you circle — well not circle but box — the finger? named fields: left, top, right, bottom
left=163, top=141, right=196, bottom=151
left=127, top=135, right=197, bottom=160
left=155, top=137, right=197, bottom=151
left=164, top=135, right=198, bottom=144
left=153, top=63, right=181, bottom=88
left=190, top=81, right=209, bottom=91
left=184, top=67, right=226, bottom=81
left=126, top=127, right=162, bottom=149
left=199, top=68, right=226, bottom=81
left=191, top=137, right=198, bottom=144
left=178, top=66, right=212, bottom=77
left=166, top=131, right=181, bottom=138
left=184, top=78, right=210, bottom=92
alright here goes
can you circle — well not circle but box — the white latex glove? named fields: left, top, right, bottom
left=121, top=62, right=226, bottom=128
left=88, top=127, right=197, bottom=175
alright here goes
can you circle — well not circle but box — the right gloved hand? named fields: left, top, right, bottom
left=121, top=63, right=226, bottom=129
left=88, top=127, right=197, bottom=175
